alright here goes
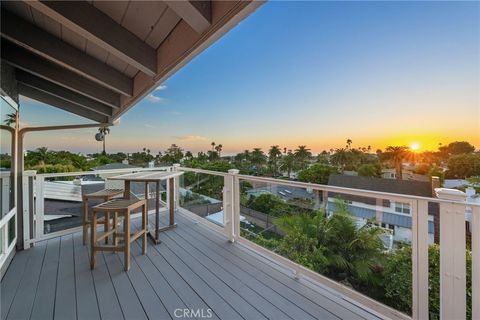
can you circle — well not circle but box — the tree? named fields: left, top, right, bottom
left=211, top=141, right=216, bottom=151
left=4, top=112, right=17, bottom=127
left=268, top=145, right=282, bottom=176
left=330, top=148, right=350, bottom=172
left=439, top=141, right=475, bottom=158
left=294, top=145, right=312, bottom=170
left=214, top=144, right=223, bottom=157
left=357, top=163, right=381, bottom=177
left=185, top=151, right=193, bottom=160
left=279, top=152, right=296, bottom=178
left=383, top=146, right=410, bottom=180
left=161, top=144, right=184, bottom=164
left=445, top=153, right=480, bottom=179
left=250, top=148, right=267, bottom=170
left=297, top=164, right=338, bottom=184
left=346, top=138, right=352, bottom=149
left=98, top=127, right=110, bottom=155
left=274, top=201, right=385, bottom=287
left=383, top=244, right=472, bottom=319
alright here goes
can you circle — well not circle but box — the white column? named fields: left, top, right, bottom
left=35, top=176, right=45, bottom=241
left=435, top=188, right=467, bottom=320
left=173, top=164, right=180, bottom=210
left=223, top=169, right=239, bottom=242
left=412, top=199, right=429, bottom=319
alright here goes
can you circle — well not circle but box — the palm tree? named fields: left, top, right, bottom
left=294, top=145, right=312, bottom=170
left=383, top=146, right=410, bottom=180
left=211, top=141, right=216, bottom=151
left=279, top=152, right=296, bottom=178
left=346, top=139, right=353, bottom=149
left=243, top=149, right=250, bottom=161
left=36, top=147, right=50, bottom=166
left=250, top=148, right=266, bottom=170
left=4, top=112, right=17, bottom=127
left=274, top=200, right=385, bottom=285
left=98, top=127, right=110, bottom=155
left=330, top=148, right=350, bottom=172
left=268, top=145, right=282, bottom=176
left=215, top=144, right=223, bottom=158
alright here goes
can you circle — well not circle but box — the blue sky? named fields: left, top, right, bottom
left=21, top=1, right=479, bottom=154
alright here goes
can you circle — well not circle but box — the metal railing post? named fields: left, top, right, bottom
left=435, top=188, right=467, bottom=320
left=223, top=169, right=239, bottom=242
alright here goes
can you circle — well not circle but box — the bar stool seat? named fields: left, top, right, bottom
left=82, top=189, right=124, bottom=245
left=90, top=198, right=148, bottom=271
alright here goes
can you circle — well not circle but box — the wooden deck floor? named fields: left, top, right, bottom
left=1, top=210, right=383, bottom=320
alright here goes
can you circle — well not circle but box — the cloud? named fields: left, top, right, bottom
left=155, top=84, right=167, bottom=91
left=174, top=135, right=207, bottom=142
left=144, top=124, right=156, bottom=128
left=146, top=94, right=164, bottom=103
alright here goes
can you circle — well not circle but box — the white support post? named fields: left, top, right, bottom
left=435, top=188, right=467, bottom=320
left=412, top=199, right=429, bottom=319
left=22, top=171, right=36, bottom=248
left=472, top=205, right=480, bottom=320
left=173, top=164, right=181, bottom=210
left=34, top=176, right=45, bottom=241
left=223, top=169, right=239, bottom=242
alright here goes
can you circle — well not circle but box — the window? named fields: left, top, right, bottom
left=395, top=202, right=410, bottom=214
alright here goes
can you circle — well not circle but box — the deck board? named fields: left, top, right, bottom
left=6, top=242, right=46, bottom=320
left=54, top=234, right=77, bottom=320
left=1, top=211, right=383, bottom=320
left=72, top=234, right=101, bottom=320
left=0, top=249, right=31, bottom=320
left=171, top=213, right=371, bottom=320
left=30, top=237, right=60, bottom=320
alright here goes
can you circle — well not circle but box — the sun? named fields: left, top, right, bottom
left=410, top=143, right=420, bottom=151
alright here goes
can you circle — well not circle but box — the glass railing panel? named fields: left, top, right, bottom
left=40, top=168, right=169, bottom=236
left=179, top=170, right=224, bottom=228
left=239, top=177, right=414, bottom=316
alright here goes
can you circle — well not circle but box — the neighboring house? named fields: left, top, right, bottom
left=92, top=163, right=138, bottom=171
left=443, top=179, right=469, bottom=189
left=327, top=174, right=437, bottom=244
left=381, top=168, right=430, bottom=182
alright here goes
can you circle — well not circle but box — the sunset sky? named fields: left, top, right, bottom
left=21, top=1, right=479, bottom=155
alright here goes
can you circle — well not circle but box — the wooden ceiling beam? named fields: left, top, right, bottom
left=18, top=83, right=109, bottom=123
left=16, top=70, right=113, bottom=117
left=1, top=10, right=133, bottom=96
left=27, top=0, right=157, bottom=76
left=165, top=1, right=211, bottom=34
left=1, top=40, right=121, bottom=109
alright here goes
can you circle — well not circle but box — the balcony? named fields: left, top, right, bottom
left=1, top=166, right=479, bottom=320
left=1, top=209, right=383, bottom=320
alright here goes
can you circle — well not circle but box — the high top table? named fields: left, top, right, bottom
left=109, top=170, right=184, bottom=244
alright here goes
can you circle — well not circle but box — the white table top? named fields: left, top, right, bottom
left=109, top=170, right=183, bottom=181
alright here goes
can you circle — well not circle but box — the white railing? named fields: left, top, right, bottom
left=210, top=169, right=479, bottom=320
left=25, top=165, right=479, bottom=319
left=30, top=166, right=172, bottom=242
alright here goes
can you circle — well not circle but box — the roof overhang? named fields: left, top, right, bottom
left=1, top=0, right=265, bottom=124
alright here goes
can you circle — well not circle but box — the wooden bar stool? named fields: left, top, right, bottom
left=90, top=198, right=148, bottom=271
left=82, top=189, right=124, bottom=245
